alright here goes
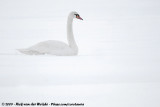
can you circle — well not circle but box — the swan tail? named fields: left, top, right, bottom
left=17, top=49, right=44, bottom=55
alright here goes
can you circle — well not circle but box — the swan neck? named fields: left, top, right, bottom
left=67, top=16, right=78, bottom=51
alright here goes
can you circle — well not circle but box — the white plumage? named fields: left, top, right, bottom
left=18, top=11, right=83, bottom=56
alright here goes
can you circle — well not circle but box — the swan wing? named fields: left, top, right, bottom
left=18, top=40, right=75, bottom=55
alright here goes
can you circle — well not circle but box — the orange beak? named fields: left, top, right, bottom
left=76, top=15, right=83, bottom=20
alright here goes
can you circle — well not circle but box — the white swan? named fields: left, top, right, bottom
left=18, top=11, right=83, bottom=56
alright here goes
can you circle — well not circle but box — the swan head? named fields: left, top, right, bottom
left=69, top=11, right=83, bottom=20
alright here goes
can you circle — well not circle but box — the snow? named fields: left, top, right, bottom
left=0, top=0, right=160, bottom=107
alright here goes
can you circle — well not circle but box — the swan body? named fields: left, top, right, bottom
left=18, top=11, right=83, bottom=56
left=18, top=40, right=77, bottom=56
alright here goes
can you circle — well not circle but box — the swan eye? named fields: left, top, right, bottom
left=74, top=14, right=79, bottom=17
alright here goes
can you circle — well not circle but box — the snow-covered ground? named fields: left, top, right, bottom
left=0, top=0, right=160, bottom=107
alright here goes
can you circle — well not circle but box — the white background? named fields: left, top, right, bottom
left=0, top=0, right=160, bottom=107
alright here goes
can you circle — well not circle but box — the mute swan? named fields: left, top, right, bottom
left=18, top=11, right=83, bottom=56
